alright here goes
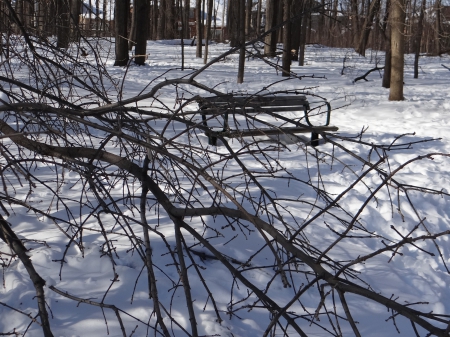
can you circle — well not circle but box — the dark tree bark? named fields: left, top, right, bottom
left=299, top=0, right=309, bottom=66
left=382, top=45, right=392, bottom=88
left=57, top=0, right=70, bottom=49
left=434, top=0, right=442, bottom=55
left=15, top=0, right=33, bottom=31
left=351, top=0, right=361, bottom=48
left=203, top=0, right=213, bottom=64
left=355, top=0, right=381, bottom=56
left=134, top=0, right=149, bottom=65
left=414, top=0, right=426, bottom=78
left=256, top=0, right=262, bottom=36
left=228, top=0, right=240, bottom=47
left=282, top=0, right=292, bottom=76
left=157, top=0, right=166, bottom=39
left=237, top=0, right=245, bottom=83
left=165, top=0, right=175, bottom=39
left=183, top=0, right=190, bottom=39
left=276, top=0, right=283, bottom=42
left=69, top=0, right=81, bottom=42
left=264, top=0, right=278, bottom=56
left=196, top=0, right=202, bottom=57
left=102, top=0, right=107, bottom=34
left=381, top=0, right=391, bottom=88
left=389, top=0, right=405, bottom=100
left=37, top=0, right=47, bottom=36
left=114, top=0, right=129, bottom=66
left=290, top=0, right=302, bottom=54
left=245, top=0, right=252, bottom=36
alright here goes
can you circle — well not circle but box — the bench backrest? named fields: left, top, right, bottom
left=198, top=95, right=310, bottom=115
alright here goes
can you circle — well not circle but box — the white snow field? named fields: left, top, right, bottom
left=1, top=38, right=450, bottom=337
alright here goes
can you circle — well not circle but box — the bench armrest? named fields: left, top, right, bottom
left=304, top=100, right=331, bottom=127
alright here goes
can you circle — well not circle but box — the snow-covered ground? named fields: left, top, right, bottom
left=1, top=39, right=450, bottom=337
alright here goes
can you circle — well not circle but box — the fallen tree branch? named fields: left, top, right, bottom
left=0, top=215, right=54, bottom=337
left=354, top=66, right=385, bottom=82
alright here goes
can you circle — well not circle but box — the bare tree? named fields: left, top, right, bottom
left=1, top=6, right=450, bottom=337
left=356, top=0, right=381, bottom=56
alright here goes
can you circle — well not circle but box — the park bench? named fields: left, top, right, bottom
left=197, top=94, right=338, bottom=146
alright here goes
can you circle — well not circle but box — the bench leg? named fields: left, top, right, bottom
left=311, top=132, right=319, bottom=147
left=208, top=136, right=218, bottom=146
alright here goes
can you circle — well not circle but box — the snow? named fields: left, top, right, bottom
left=1, top=39, right=450, bottom=337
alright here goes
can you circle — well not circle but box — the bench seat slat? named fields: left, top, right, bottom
left=200, top=95, right=308, bottom=105
left=200, top=100, right=309, bottom=108
left=209, top=126, right=339, bottom=138
left=200, top=106, right=307, bottom=114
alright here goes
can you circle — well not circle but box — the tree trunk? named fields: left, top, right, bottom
left=165, top=0, right=175, bottom=39
left=134, top=0, right=149, bottom=65
left=203, top=0, right=213, bottom=63
left=102, top=0, right=107, bottom=34
left=389, top=0, right=405, bottom=100
left=282, top=0, right=291, bottom=77
left=351, top=0, right=361, bottom=48
left=381, top=0, right=391, bottom=88
left=151, top=0, right=158, bottom=39
left=356, top=0, right=381, bottom=56
left=237, top=0, right=245, bottom=83
left=69, top=0, right=81, bottom=42
left=264, top=0, right=278, bottom=56
left=57, top=0, right=70, bottom=49
left=434, top=0, right=441, bottom=55
left=128, top=0, right=137, bottom=50
left=290, top=0, right=302, bottom=60
left=299, top=0, right=308, bottom=66
left=37, top=0, right=47, bottom=36
left=256, top=0, right=262, bottom=36
left=229, top=0, right=240, bottom=47
left=114, top=0, right=129, bottom=66
left=157, top=0, right=166, bottom=39
left=196, top=0, right=202, bottom=57
left=245, top=0, right=252, bottom=36
left=183, top=0, right=190, bottom=39
left=414, top=0, right=426, bottom=78
left=276, top=0, right=283, bottom=42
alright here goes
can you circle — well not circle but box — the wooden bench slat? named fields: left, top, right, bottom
left=200, top=95, right=308, bottom=104
left=213, top=126, right=339, bottom=138
left=199, top=106, right=307, bottom=115
left=201, top=101, right=309, bottom=108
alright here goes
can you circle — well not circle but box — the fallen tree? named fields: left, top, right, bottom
left=1, top=10, right=450, bottom=337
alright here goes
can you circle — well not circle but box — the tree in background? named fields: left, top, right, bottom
left=196, top=0, right=202, bottom=57
left=264, top=0, right=278, bottom=57
left=389, top=0, right=406, bottom=100
left=134, top=0, right=149, bottom=65
left=57, top=0, right=70, bottom=49
left=282, top=0, right=292, bottom=76
left=114, top=0, right=129, bottom=66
